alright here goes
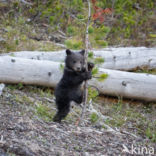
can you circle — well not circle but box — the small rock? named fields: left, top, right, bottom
left=0, top=148, right=8, bottom=156
left=26, top=18, right=31, bottom=22
left=0, top=37, right=6, bottom=43
left=0, top=84, right=5, bottom=96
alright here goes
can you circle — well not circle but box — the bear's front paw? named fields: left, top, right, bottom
left=88, top=62, right=95, bottom=71
left=86, top=71, right=92, bottom=79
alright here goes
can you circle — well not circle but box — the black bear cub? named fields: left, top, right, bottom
left=53, top=49, right=94, bottom=122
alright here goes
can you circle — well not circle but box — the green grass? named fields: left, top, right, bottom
left=136, top=68, right=156, bottom=75
left=97, top=97, right=156, bottom=143
left=90, top=112, right=99, bottom=123
left=0, top=16, right=61, bottom=53
left=36, top=103, right=54, bottom=121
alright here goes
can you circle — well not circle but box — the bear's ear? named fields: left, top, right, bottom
left=66, top=49, right=72, bottom=55
left=80, top=49, right=85, bottom=55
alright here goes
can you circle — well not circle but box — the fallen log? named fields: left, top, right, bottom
left=94, top=68, right=156, bottom=101
left=0, top=56, right=156, bottom=101
left=4, top=47, right=156, bottom=71
left=0, top=56, right=61, bottom=87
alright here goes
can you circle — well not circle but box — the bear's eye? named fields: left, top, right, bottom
left=73, top=61, right=76, bottom=63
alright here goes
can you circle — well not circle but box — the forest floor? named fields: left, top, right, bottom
left=0, top=25, right=156, bottom=155
left=0, top=85, right=155, bottom=156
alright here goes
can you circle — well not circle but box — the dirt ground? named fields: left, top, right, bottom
left=0, top=85, right=155, bottom=156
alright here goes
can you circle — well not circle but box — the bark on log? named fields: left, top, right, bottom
left=0, top=56, right=156, bottom=101
left=4, top=47, right=156, bottom=71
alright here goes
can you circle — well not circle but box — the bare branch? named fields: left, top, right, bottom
left=78, top=0, right=91, bottom=126
left=19, top=0, right=33, bottom=6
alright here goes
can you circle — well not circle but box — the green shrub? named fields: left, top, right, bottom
left=90, top=112, right=99, bottom=123
left=95, top=40, right=108, bottom=47
left=67, top=26, right=77, bottom=36
left=77, top=14, right=84, bottom=19
left=65, top=39, right=83, bottom=50
left=88, top=26, right=94, bottom=34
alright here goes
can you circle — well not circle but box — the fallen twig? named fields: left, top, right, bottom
left=88, top=102, right=111, bottom=120
left=119, top=129, right=138, bottom=138
left=0, top=135, right=5, bottom=145
left=19, top=0, right=33, bottom=5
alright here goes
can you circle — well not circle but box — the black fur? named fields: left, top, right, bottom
left=53, top=49, right=94, bottom=122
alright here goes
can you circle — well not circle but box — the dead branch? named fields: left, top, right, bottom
left=79, top=0, right=91, bottom=126
left=19, top=0, right=33, bottom=6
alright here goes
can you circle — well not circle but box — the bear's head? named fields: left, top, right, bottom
left=65, top=49, right=85, bottom=72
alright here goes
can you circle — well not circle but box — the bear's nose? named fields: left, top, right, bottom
left=77, top=67, right=81, bottom=71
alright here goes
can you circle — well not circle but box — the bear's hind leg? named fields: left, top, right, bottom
left=73, top=94, right=83, bottom=104
left=53, top=101, right=70, bottom=122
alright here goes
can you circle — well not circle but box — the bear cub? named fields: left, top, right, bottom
left=53, top=49, right=94, bottom=122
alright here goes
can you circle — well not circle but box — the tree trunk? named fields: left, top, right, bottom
left=0, top=56, right=156, bottom=101
left=4, top=47, right=156, bottom=71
